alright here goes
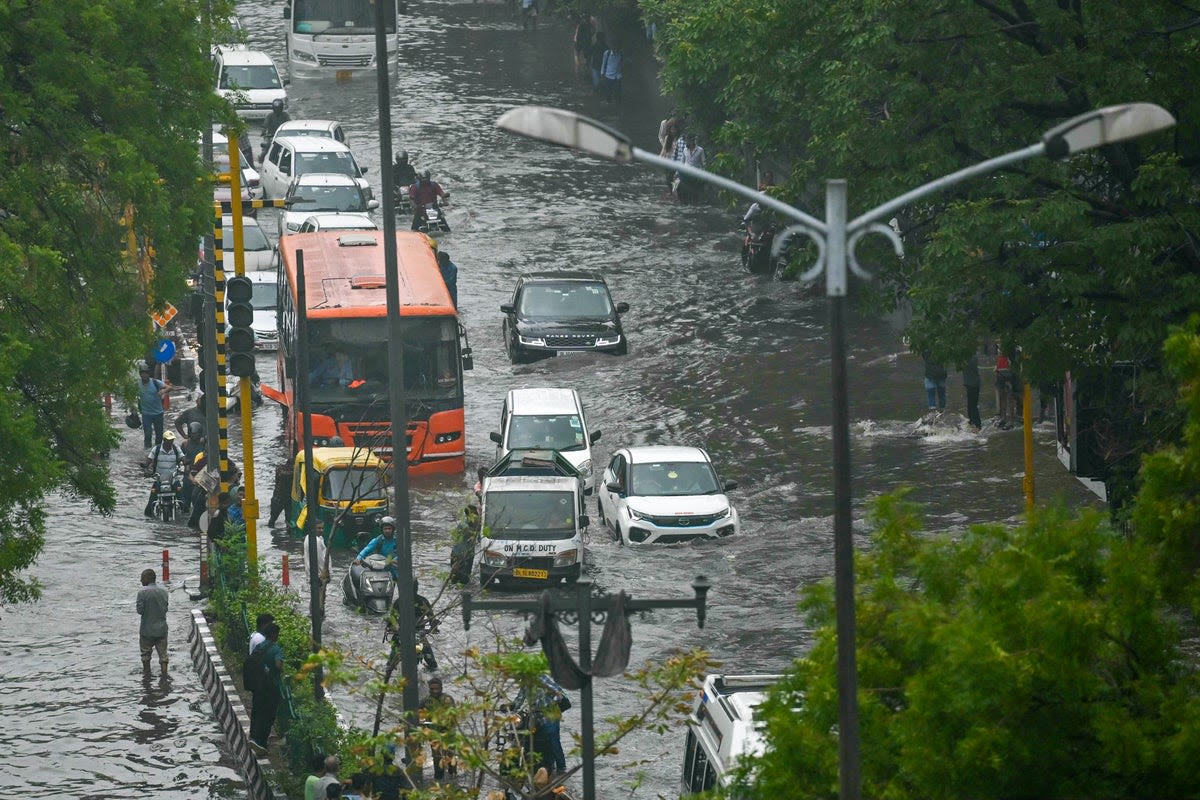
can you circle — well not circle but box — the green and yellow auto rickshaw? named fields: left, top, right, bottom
left=289, top=447, right=390, bottom=548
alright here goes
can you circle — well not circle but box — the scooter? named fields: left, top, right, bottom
left=342, top=554, right=396, bottom=614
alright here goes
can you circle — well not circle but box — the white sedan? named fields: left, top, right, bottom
left=597, top=446, right=739, bottom=545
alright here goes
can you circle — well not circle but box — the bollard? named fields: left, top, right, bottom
left=104, top=393, right=112, bottom=413
left=281, top=554, right=289, bottom=587
left=162, top=548, right=170, bottom=582
left=199, top=557, right=208, bottom=590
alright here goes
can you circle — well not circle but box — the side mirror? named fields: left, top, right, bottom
left=461, top=348, right=474, bottom=371
left=500, top=303, right=515, bottom=314
left=724, top=479, right=738, bottom=491
left=605, top=481, right=622, bottom=494
left=589, top=430, right=602, bottom=444
left=283, top=78, right=291, bottom=86
left=360, top=166, right=370, bottom=174
left=367, top=199, right=380, bottom=211
left=283, top=6, right=291, bottom=18
left=615, top=302, right=630, bottom=314
left=489, top=431, right=502, bottom=445
left=579, top=514, right=590, bottom=529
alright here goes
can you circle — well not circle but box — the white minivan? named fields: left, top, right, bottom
left=259, top=136, right=371, bottom=200
left=214, top=47, right=288, bottom=121
left=489, top=388, right=601, bottom=493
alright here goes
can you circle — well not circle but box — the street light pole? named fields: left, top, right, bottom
left=495, top=102, right=1174, bottom=800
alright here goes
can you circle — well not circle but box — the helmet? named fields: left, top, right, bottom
left=327, top=435, right=344, bottom=447
left=395, top=150, right=409, bottom=164
left=420, top=169, right=431, bottom=182
left=271, top=98, right=284, bottom=112
left=380, top=515, right=397, bottom=531
left=189, top=422, right=205, bottom=439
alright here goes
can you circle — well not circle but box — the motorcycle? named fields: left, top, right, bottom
left=384, top=602, right=440, bottom=671
left=342, top=554, right=396, bottom=614
left=147, top=463, right=189, bottom=522
left=391, top=183, right=413, bottom=215
left=741, top=216, right=781, bottom=276
left=413, top=201, right=451, bottom=235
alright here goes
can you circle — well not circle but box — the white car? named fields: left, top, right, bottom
left=490, top=388, right=601, bottom=493
left=259, top=135, right=370, bottom=200
left=597, top=446, right=739, bottom=544
left=214, top=47, right=288, bottom=121
left=220, top=215, right=274, bottom=272
left=271, top=119, right=349, bottom=146
left=293, top=213, right=378, bottom=234
left=210, top=131, right=262, bottom=197
left=281, top=173, right=378, bottom=233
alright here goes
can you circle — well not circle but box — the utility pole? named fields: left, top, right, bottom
left=296, top=249, right=325, bottom=701
left=462, top=576, right=712, bottom=800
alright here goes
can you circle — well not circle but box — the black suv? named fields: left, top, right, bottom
left=501, top=272, right=629, bottom=363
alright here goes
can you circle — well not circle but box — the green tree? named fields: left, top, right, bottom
left=743, top=493, right=1200, bottom=799
left=643, top=0, right=1200, bottom=504
left=0, top=0, right=229, bottom=607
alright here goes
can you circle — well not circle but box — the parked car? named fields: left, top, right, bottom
left=501, top=272, right=629, bottom=364
left=281, top=173, right=378, bottom=233
left=214, top=47, right=288, bottom=121
left=220, top=215, right=274, bottom=272
left=293, top=213, right=378, bottom=234
left=597, top=446, right=739, bottom=544
left=489, top=388, right=601, bottom=493
left=259, top=136, right=370, bottom=200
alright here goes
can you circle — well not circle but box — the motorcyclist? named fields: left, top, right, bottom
left=174, top=393, right=206, bottom=438
left=261, top=98, right=291, bottom=145
left=392, top=150, right=417, bottom=189
left=355, top=515, right=399, bottom=577
left=408, top=169, right=450, bottom=231
left=387, top=579, right=437, bottom=637
left=144, top=431, right=183, bottom=518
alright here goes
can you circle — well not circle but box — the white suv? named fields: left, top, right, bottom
left=214, top=48, right=288, bottom=121
left=281, top=173, right=378, bottom=233
left=597, top=446, right=739, bottom=544
left=259, top=136, right=370, bottom=200
left=489, top=388, right=601, bottom=493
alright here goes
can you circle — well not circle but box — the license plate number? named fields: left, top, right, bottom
left=513, top=568, right=549, bottom=580
left=336, top=70, right=352, bottom=81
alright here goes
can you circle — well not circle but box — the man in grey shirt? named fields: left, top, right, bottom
left=137, top=568, right=169, bottom=674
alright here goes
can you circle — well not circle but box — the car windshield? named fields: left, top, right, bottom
left=484, top=490, right=576, bottom=540
left=291, top=184, right=366, bottom=213
left=507, top=415, right=586, bottom=452
left=222, top=225, right=271, bottom=252
left=517, top=283, right=613, bottom=318
left=296, top=151, right=359, bottom=178
left=251, top=282, right=277, bottom=310
left=629, top=461, right=720, bottom=497
left=220, top=64, right=282, bottom=90
left=322, top=466, right=386, bottom=502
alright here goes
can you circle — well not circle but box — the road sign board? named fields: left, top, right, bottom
left=150, top=303, right=178, bottom=328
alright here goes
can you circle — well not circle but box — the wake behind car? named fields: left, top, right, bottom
left=501, top=272, right=629, bottom=363
left=597, top=446, right=739, bottom=544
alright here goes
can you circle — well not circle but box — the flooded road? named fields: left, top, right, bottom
left=0, top=1, right=1100, bottom=797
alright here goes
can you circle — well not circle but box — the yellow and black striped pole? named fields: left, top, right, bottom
left=211, top=209, right=232, bottom=490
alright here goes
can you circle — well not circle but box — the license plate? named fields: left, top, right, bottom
left=336, top=70, right=352, bottom=81
left=513, top=568, right=549, bottom=580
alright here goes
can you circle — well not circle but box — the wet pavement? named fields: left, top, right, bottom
left=0, top=1, right=1101, bottom=797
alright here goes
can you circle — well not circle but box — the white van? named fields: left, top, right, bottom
left=681, top=674, right=780, bottom=795
left=489, top=388, right=601, bottom=493
left=259, top=136, right=371, bottom=200
left=478, top=472, right=587, bottom=587
left=214, top=48, right=288, bottom=121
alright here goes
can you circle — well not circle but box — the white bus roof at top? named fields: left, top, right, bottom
left=694, top=674, right=780, bottom=773
left=506, top=387, right=582, bottom=416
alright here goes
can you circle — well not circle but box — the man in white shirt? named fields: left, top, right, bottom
left=248, top=612, right=274, bottom=655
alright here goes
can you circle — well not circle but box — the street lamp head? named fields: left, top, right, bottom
left=496, top=105, right=634, bottom=164
left=1042, top=102, right=1175, bottom=159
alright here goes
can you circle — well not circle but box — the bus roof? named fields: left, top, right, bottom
left=278, top=230, right=453, bottom=318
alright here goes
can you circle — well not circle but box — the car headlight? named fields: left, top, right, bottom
left=291, top=49, right=317, bottom=63
left=595, top=335, right=621, bottom=346
left=518, top=335, right=546, bottom=346
left=718, top=506, right=733, bottom=519
left=628, top=507, right=650, bottom=521
left=482, top=550, right=507, bottom=567
left=577, top=460, right=592, bottom=477
left=286, top=222, right=300, bottom=231
left=553, top=549, right=578, bottom=568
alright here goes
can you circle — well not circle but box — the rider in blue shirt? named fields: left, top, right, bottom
left=354, top=516, right=398, bottom=575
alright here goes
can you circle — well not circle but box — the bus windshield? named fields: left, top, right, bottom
left=485, top=490, right=576, bottom=540
left=307, top=317, right=460, bottom=403
left=292, top=0, right=397, bottom=35
left=322, top=466, right=387, bottom=502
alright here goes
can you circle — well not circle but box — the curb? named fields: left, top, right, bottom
left=189, top=608, right=275, bottom=800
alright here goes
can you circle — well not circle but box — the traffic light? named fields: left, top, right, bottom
left=226, top=275, right=256, bottom=378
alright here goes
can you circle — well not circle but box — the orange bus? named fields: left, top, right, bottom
left=266, top=230, right=472, bottom=476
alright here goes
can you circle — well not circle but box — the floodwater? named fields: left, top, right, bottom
left=0, top=1, right=1100, bottom=797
